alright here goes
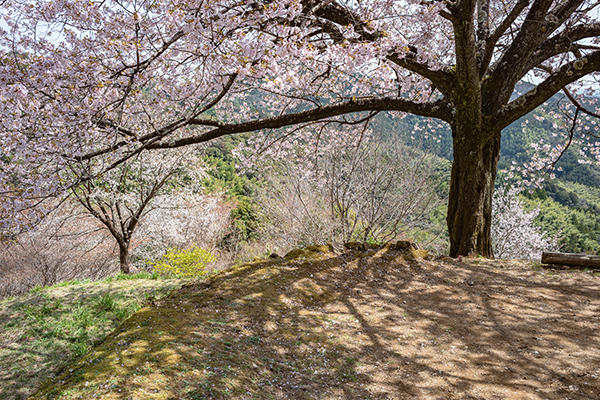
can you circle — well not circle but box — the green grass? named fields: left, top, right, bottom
left=0, top=275, right=186, bottom=400
left=53, top=279, right=92, bottom=287
left=103, top=271, right=161, bottom=282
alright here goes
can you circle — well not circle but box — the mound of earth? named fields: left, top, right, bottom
left=32, top=245, right=600, bottom=399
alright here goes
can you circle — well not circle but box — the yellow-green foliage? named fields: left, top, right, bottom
left=150, top=246, right=215, bottom=278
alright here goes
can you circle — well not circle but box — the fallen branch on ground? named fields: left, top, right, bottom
left=541, top=252, right=600, bottom=269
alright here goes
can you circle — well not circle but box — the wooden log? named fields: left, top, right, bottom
left=541, top=252, right=600, bottom=268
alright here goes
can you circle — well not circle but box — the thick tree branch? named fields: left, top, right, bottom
left=300, top=0, right=455, bottom=95
left=303, top=0, right=379, bottom=42
left=495, top=50, right=600, bottom=126
left=477, top=0, right=490, bottom=44
left=524, top=23, right=600, bottom=74
left=451, top=0, right=480, bottom=93
left=485, top=0, right=585, bottom=106
left=487, top=0, right=553, bottom=75
left=479, top=0, right=529, bottom=76
left=78, top=74, right=237, bottom=161
left=149, top=97, right=452, bottom=149
left=386, top=53, right=455, bottom=95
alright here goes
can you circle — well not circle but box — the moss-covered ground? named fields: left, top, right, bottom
left=0, top=274, right=184, bottom=400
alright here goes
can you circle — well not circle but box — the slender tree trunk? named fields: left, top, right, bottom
left=447, top=125, right=501, bottom=258
left=118, top=242, right=131, bottom=274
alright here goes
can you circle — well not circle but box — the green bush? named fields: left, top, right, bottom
left=150, top=246, right=216, bottom=278
left=95, top=294, right=117, bottom=312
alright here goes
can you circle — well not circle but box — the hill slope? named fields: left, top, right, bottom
left=32, top=246, right=600, bottom=400
left=0, top=276, right=184, bottom=400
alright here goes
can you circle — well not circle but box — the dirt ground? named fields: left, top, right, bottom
left=31, top=246, right=600, bottom=399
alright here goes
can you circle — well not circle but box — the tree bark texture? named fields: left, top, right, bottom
left=119, top=243, right=131, bottom=274
left=447, top=124, right=501, bottom=257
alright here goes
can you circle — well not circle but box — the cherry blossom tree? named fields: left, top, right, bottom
left=133, top=192, right=234, bottom=266
left=70, top=150, right=202, bottom=273
left=491, top=184, right=558, bottom=259
left=242, top=124, right=440, bottom=251
left=1, top=0, right=599, bottom=257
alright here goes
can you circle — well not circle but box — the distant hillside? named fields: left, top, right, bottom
left=202, top=87, right=600, bottom=254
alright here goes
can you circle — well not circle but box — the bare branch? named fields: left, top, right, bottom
left=480, top=0, right=529, bottom=76
left=549, top=107, right=578, bottom=171
left=563, top=86, right=600, bottom=119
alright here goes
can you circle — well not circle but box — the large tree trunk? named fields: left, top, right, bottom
left=118, top=242, right=131, bottom=274
left=447, top=126, right=501, bottom=258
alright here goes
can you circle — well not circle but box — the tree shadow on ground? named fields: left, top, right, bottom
left=31, top=247, right=600, bottom=400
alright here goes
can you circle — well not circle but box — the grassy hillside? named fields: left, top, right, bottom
left=29, top=245, right=600, bottom=400
left=0, top=274, right=185, bottom=400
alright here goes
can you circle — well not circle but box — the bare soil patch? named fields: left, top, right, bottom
left=32, top=247, right=600, bottom=399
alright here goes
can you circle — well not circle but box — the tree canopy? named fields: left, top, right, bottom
left=1, top=0, right=599, bottom=255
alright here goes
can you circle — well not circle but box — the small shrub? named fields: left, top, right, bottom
left=114, top=301, right=141, bottom=320
left=150, top=246, right=215, bottom=278
left=70, top=341, right=89, bottom=357
left=95, top=294, right=117, bottom=312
